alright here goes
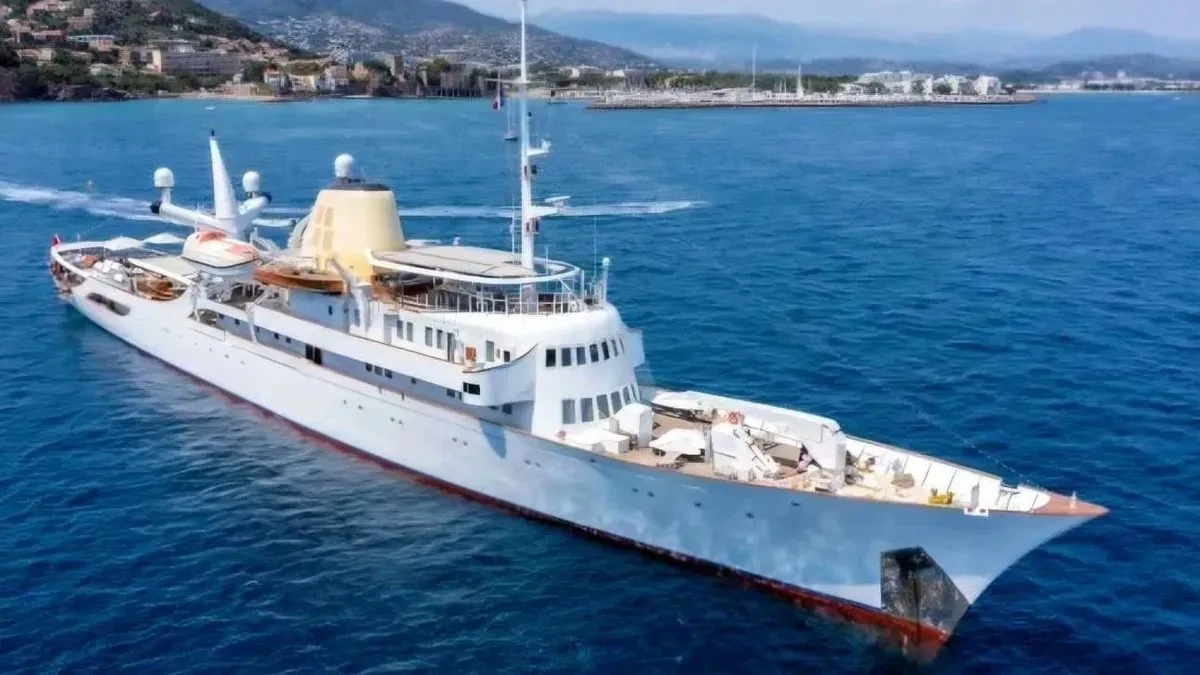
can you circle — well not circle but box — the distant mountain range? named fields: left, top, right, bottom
left=197, top=0, right=654, bottom=68
left=533, top=11, right=1200, bottom=69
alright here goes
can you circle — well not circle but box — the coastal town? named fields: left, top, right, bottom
left=2, top=0, right=1197, bottom=104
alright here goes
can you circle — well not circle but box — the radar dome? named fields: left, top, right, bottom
left=242, top=170, right=261, bottom=194
left=334, top=154, right=354, bottom=180
left=154, top=167, right=175, bottom=189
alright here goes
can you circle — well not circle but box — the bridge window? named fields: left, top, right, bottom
left=425, top=327, right=433, bottom=346
left=610, top=338, right=620, bottom=356
left=619, top=337, right=626, bottom=353
left=596, top=394, right=610, bottom=419
left=405, top=322, right=414, bottom=342
left=485, top=340, right=495, bottom=362
left=502, top=350, right=511, bottom=363
left=610, top=391, right=622, bottom=413
left=463, top=382, right=481, bottom=395
left=589, top=343, right=599, bottom=363
left=436, top=329, right=445, bottom=349
left=560, top=347, right=572, bottom=366
left=622, top=386, right=631, bottom=405
left=601, top=341, right=610, bottom=360
left=545, top=348, right=556, bottom=368
left=575, top=346, right=586, bottom=365
left=561, top=399, right=576, bottom=424
left=580, top=398, right=594, bottom=422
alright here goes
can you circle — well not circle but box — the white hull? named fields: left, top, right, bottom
left=63, top=276, right=1097, bottom=643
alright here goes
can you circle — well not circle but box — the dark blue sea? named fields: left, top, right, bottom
left=0, top=95, right=1197, bottom=673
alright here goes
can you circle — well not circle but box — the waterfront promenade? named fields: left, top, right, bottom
left=589, top=92, right=1036, bottom=110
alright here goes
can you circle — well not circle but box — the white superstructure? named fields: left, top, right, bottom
left=46, top=0, right=1105, bottom=649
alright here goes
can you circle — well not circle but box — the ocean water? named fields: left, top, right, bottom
left=0, top=95, right=1197, bottom=673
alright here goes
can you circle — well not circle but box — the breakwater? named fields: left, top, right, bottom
left=589, top=93, right=1037, bottom=110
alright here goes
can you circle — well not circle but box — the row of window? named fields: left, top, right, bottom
left=214, top=313, right=518, bottom=417
left=561, top=384, right=638, bottom=425
left=364, top=361, right=394, bottom=379
left=393, top=318, right=514, bottom=364
left=545, top=336, right=626, bottom=369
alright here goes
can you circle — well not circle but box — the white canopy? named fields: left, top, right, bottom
left=103, top=236, right=143, bottom=251
left=143, top=232, right=186, bottom=246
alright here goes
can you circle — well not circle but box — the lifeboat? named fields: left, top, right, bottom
left=254, top=264, right=346, bottom=294
left=181, top=230, right=259, bottom=269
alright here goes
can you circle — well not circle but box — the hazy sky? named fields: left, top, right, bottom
left=464, top=0, right=1200, bottom=39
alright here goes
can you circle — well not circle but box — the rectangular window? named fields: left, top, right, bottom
left=580, top=398, right=594, bottom=423
left=446, top=388, right=456, bottom=398
left=601, top=341, right=610, bottom=360
left=385, top=369, right=392, bottom=379
left=619, top=337, right=626, bottom=353
left=622, top=386, right=631, bottom=404
left=233, top=318, right=240, bottom=326
left=485, top=340, right=495, bottom=362
left=436, top=329, right=445, bottom=349
left=273, top=332, right=279, bottom=340
left=545, top=348, right=556, bottom=368
left=373, top=365, right=383, bottom=375
left=425, top=327, right=433, bottom=347
left=596, top=394, right=610, bottom=419
left=327, top=305, right=333, bottom=316
left=502, top=350, right=511, bottom=363
left=561, top=399, right=576, bottom=424
left=610, top=338, right=620, bottom=356
left=589, top=343, right=600, bottom=363
left=364, top=362, right=371, bottom=372
left=610, top=392, right=622, bottom=414
left=406, top=322, right=414, bottom=342
left=463, top=382, right=481, bottom=395
left=501, top=403, right=512, bottom=414
left=561, top=347, right=572, bottom=366
left=631, top=382, right=639, bottom=400
left=576, top=346, right=586, bottom=365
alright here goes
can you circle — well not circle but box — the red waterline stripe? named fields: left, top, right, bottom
left=93, top=316, right=951, bottom=655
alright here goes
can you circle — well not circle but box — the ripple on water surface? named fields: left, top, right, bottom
left=0, top=96, right=1197, bottom=674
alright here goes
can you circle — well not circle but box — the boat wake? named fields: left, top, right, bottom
left=0, top=180, right=704, bottom=227
left=0, top=181, right=162, bottom=223
left=271, top=200, right=707, bottom=219
left=0, top=181, right=296, bottom=228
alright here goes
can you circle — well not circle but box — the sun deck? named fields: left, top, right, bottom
left=580, top=400, right=1060, bottom=514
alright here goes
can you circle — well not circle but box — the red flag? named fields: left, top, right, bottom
left=51, top=234, right=61, bottom=247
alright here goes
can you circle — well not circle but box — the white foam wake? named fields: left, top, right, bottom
left=0, top=181, right=162, bottom=223
left=271, top=201, right=705, bottom=219
left=0, top=180, right=704, bottom=227
left=0, top=181, right=302, bottom=228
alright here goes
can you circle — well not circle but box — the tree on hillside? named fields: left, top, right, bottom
left=934, top=82, right=953, bottom=95
left=243, top=60, right=266, bottom=83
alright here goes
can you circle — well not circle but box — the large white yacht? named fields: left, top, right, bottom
left=48, top=0, right=1105, bottom=649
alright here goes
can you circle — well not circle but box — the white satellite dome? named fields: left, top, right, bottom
left=153, top=167, right=175, bottom=189
left=334, top=153, right=355, bottom=180
left=242, top=170, right=262, bottom=194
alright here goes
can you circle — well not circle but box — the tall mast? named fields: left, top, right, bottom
left=517, top=0, right=535, bottom=270
left=751, top=44, right=756, bottom=92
